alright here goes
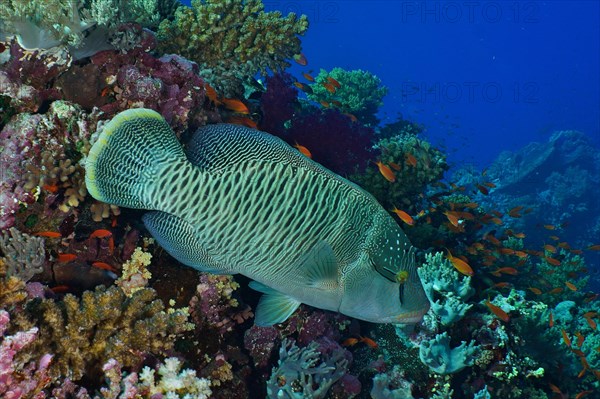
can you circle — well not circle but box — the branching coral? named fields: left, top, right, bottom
left=307, top=67, right=388, bottom=125
left=157, top=0, right=309, bottom=96
left=14, top=285, right=191, bottom=381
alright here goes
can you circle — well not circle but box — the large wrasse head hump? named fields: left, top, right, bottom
left=85, top=108, right=430, bottom=326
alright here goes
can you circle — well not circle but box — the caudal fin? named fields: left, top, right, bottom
left=85, top=108, right=186, bottom=209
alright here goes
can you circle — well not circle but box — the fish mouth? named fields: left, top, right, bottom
left=393, top=306, right=430, bottom=324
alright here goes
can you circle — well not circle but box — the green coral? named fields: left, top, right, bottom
left=157, top=0, right=308, bottom=97
left=0, top=0, right=168, bottom=48
left=350, top=132, right=448, bottom=213
left=14, top=285, right=190, bottom=381
left=307, top=67, right=388, bottom=125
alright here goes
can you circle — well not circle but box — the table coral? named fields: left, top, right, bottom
left=157, top=0, right=309, bottom=97
left=13, top=285, right=191, bottom=381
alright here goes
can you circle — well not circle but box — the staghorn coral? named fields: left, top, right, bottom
left=0, top=227, right=45, bottom=282
left=157, top=0, right=309, bottom=97
left=14, top=284, right=191, bottom=381
left=307, top=67, right=388, bottom=126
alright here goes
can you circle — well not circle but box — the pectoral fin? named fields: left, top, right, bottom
left=296, top=240, right=339, bottom=289
left=249, top=281, right=301, bottom=326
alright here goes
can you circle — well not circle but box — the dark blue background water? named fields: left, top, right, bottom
left=183, top=0, right=599, bottom=169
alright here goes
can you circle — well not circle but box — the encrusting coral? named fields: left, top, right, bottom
left=157, top=0, right=309, bottom=96
left=13, top=284, right=191, bottom=381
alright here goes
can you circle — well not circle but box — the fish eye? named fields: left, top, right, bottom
left=395, top=270, right=409, bottom=284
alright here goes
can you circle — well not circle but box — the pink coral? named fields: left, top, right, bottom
left=0, top=310, right=53, bottom=399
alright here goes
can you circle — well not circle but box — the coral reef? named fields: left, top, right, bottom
left=417, top=252, right=474, bottom=326
left=14, top=285, right=191, bottom=380
left=307, top=67, right=389, bottom=125
left=266, top=338, right=350, bottom=399
left=157, top=0, right=308, bottom=97
left=189, top=272, right=253, bottom=335
left=0, top=227, right=45, bottom=282
left=418, top=331, right=480, bottom=375
left=0, top=0, right=169, bottom=50
left=0, top=310, right=53, bottom=399
left=350, top=128, right=448, bottom=213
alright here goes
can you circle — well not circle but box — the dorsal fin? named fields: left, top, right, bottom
left=185, top=123, right=315, bottom=172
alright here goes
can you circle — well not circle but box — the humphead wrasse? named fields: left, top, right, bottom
left=85, top=108, right=429, bottom=326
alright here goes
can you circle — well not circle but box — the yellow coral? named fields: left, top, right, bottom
left=116, top=246, right=152, bottom=297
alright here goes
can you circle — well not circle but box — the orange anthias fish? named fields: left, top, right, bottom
left=204, top=83, right=221, bottom=105
left=485, top=300, right=510, bottom=322
left=90, top=229, right=112, bottom=239
left=391, top=207, right=414, bottom=226
left=57, top=253, right=77, bottom=263
left=226, top=116, right=257, bottom=129
left=490, top=267, right=519, bottom=277
left=561, top=329, right=572, bottom=347
left=221, top=98, right=250, bottom=114
left=375, top=161, right=396, bottom=182
left=326, top=76, right=342, bottom=89
left=293, top=53, right=308, bottom=66
left=586, top=244, right=600, bottom=251
left=322, top=82, right=336, bottom=94
left=544, top=256, right=561, bottom=266
left=446, top=249, right=474, bottom=276
left=302, top=72, right=315, bottom=82
left=565, top=281, right=578, bottom=291
left=405, top=153, right=417, bottom=167
left=444, top=211, right=460, bottom=227
left=92, top=261, right=118, bottom=273
left=293, top=143, right=312, bottom=159
left=293, top=81, right=313, bottom=94
left=35, top=231, right=62, bottom=238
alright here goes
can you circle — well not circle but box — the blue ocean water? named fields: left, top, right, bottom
left=260, top=0, right=600, bottom=169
